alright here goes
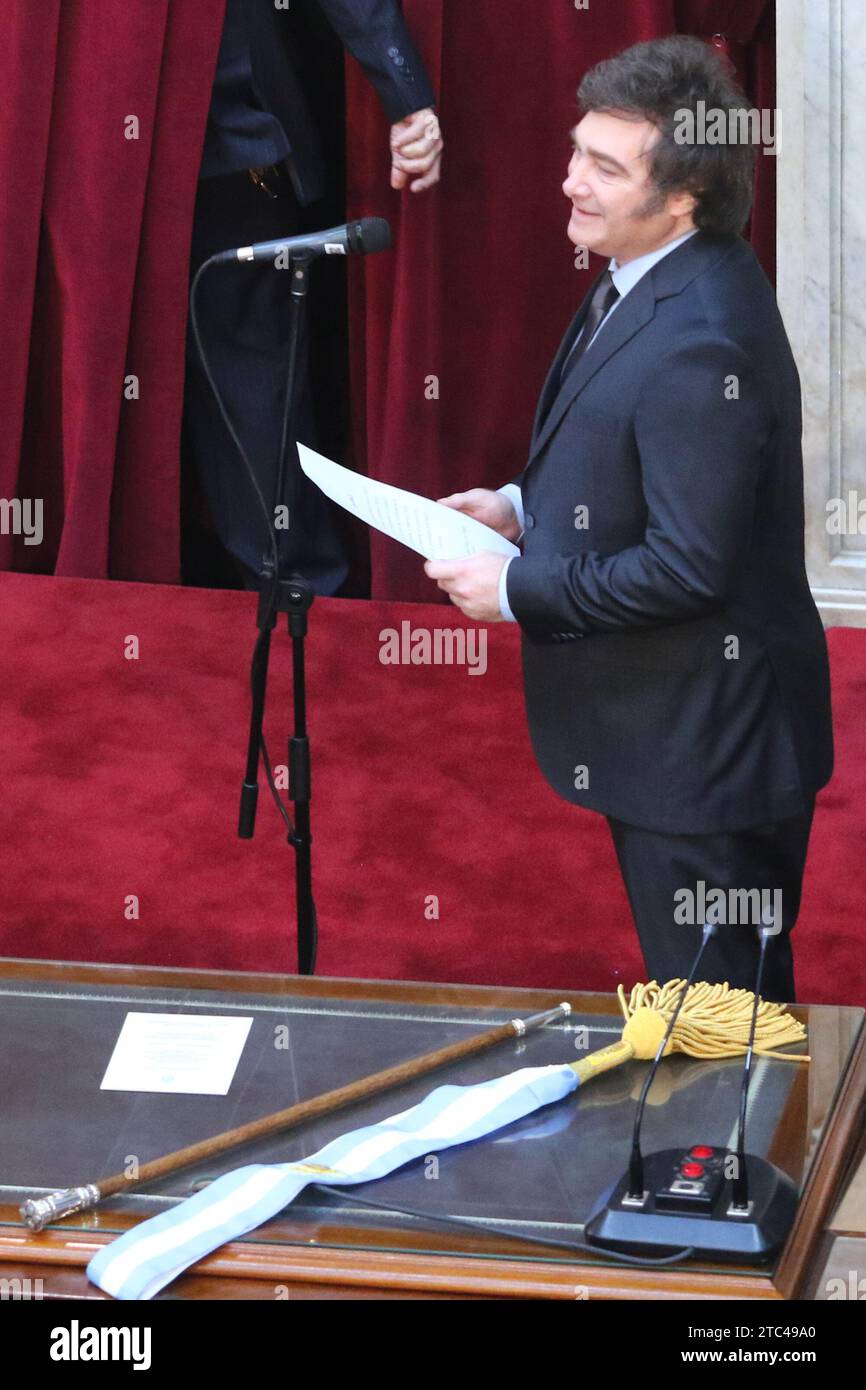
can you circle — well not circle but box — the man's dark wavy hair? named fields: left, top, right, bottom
left=577, top=35, right=756, bottom=237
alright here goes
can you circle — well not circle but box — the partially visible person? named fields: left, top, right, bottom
left=184, top=0, right=442, bottom=591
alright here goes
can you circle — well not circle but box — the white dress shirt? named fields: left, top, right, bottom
left=497, top=228, right=699, bottom=621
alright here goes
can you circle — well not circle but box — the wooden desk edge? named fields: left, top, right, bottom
left=774, top=1017, right=866, bottom=1298
left=0, top=1224, right=781, bottom=1301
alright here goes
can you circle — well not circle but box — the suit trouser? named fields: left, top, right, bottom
left=605, top=798, right=817, bottom=1003
left=183, top=162, right=351, bottom=592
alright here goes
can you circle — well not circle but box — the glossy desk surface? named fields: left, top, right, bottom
left=1, top=959, right=863, bottom=1300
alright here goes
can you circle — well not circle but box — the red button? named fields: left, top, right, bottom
left=691, top=1146, right=714, bottom=1159
left=681, top=1162, right=704, bottom=1179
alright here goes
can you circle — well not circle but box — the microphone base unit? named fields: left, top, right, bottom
left=584, top=1146, right=798, bottom=1263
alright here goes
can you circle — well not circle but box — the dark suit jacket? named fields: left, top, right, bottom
left=245, top=0, right=436, bottom=204
left=505, top=231, right=833, bottom=834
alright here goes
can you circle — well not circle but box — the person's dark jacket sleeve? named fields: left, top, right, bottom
left=317, top=0, right=436, bottom=121
left=506, top=336, right=772, bottom=637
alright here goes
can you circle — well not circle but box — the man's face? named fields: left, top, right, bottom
left=564, top=110, right=694, bottom=264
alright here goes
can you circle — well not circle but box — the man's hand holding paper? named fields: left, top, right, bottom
left=424, top=488, right=522, bottom=621
left=423, top=550, right=508, bottom=622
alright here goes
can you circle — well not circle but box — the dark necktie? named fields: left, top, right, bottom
left=559, top=269, right=620, bottom=385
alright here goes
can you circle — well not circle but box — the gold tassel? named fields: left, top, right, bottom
left=569, top=978, right=809, bottom=1084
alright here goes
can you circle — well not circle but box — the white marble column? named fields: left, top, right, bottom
left=777, top=0, right=866, bottom=625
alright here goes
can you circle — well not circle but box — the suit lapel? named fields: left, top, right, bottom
left=526, top=231, right=736, bottom=470
left=531, top=268, right=607, bottom=446
left=528, top=272, right=656, bottom=466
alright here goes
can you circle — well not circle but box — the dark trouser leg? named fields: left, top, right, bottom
left=183, top=164, right=351, bottom=593
left=606, top=801, right=816, bottom=1003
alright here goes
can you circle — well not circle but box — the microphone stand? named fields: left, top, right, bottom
left=238, top=252, right=318, bottom=975
left=190, top=220, right=391, bottom=977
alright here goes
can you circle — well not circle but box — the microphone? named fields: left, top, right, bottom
left=730, top=921, right=774, bottom=1212
left=626, top=923, right=718, bottom=1202
left=586, top=911, right=800, bottom=1262
left=212, top=217, right=392, bottom=266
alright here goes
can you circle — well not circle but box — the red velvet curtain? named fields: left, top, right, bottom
left=0, top=0, right=225, bottom=581
left=347, top=0, right=776, bottom=601
left=0, top=0, right=774, bottom=589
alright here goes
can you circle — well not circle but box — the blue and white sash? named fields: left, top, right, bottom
left=87, top=1063, right=579, bottom=1300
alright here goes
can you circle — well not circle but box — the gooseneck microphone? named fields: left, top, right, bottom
left=211, top=216, right=392, bottom=266
left=730, top=922, right=775, bottom=1212
left=586, top=912, right=801, bottom=1262
left=626, top=923, right=718, bottom=1200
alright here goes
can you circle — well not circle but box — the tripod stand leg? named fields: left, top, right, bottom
left=288, top=608, right=317, bottom=974
left=291, top=776, right=317, bottom=974
left=239, top=623, right=274, bottom=838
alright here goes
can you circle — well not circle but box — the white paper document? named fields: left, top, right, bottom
left=100, top=1012, right=254, bottom=1096
left=298, top=443, right=520, bottom=561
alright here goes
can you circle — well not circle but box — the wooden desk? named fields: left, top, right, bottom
left=1, top=958, right=863, bottom=1300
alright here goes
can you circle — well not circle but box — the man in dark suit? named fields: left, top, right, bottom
left=427, top=37, right=833, bottom=1001
left=185, top=0, right=441, bottom=590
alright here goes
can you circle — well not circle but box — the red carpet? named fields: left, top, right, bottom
left=1, top=572, right=863, bottom=1004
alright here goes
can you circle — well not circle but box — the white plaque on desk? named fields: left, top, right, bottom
left=100, top=1012, right=254, bottom=1095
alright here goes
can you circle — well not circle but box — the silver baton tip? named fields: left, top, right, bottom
left=20, top=1185, right=100, bottom=1231
left=513, top=1002, right=574, bottom=1035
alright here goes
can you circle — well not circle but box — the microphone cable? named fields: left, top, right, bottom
left=189, top=253, right=298, bottom=835
left=311, top=1181, right=694, bottom=1268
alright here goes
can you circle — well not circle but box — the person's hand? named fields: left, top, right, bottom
left=437, top=488, right=521, bottom=542
left=391, top=108, right=443, bottom=192
left=424, top=552, right=507, bottom=622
